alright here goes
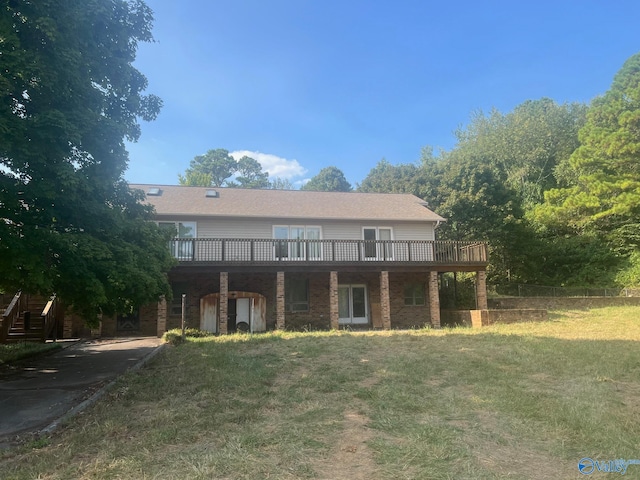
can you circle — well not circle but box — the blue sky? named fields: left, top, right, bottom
left=125, top=0, right=640, bottom=188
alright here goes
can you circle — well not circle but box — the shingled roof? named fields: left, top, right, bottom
left=130, top=184, right=446, bottom=222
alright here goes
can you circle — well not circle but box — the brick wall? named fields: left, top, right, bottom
left=389, top=272, right=431, bottom=328
left=470, top=309, right=548, bottom=327
left=166, top=271, right=279, bottom=330
left=442, top=309, right=548, bottom=327
left=285, top=273, right=332, bottom=330
left=112, top=269, right=451, bottom=334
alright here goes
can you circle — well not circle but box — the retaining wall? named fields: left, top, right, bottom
left=441, top=309, right=548, bottom=328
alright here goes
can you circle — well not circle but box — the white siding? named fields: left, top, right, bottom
left=188, top=218, right=273, bottom=238
left=160, top=217, right=436, bottom=241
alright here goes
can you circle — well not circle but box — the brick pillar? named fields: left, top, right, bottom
left=219, top=272, right=228, bottom=334
left=276, top=271, right=286, bottom=329
left=380, top=271, right=391, bottom=330
left=476, top=270, right=488, bottom=310
left=428, top=271, right=441, bottom=328
left=329, top=271, right=339, bottom=330
left=157, top=296, right=167, bottom=338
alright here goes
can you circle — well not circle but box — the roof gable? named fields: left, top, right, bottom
left=130, top=184, right=446, bottom=222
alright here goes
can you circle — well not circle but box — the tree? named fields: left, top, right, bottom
left=301, top=166, right=352, bottom=192
left=357, top=159, right=422, bottom=194
left=179, top=149, right=271, bottom=188
left=451, top=99, right=586, bottom=208
left=535, top=53, right=640, bottom=253
left=0, top=1, right=174, bottom=319
left=179, top=149, right=237, bottom=187
left=227, top=156, right=270, bottom=189
left=270, top=177, right=295, bottom=190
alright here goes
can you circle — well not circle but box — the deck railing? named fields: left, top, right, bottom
left=168, top=238, right=487, bottom=265
left=41, top=294, right=60, bottom=342
left=1, top=291, right=24, bottom=343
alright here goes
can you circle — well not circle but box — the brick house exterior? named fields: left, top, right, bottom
left=99, top=185, right=489, bottom=336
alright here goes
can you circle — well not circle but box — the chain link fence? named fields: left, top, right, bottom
left=492, top=284, right=640, bottom=298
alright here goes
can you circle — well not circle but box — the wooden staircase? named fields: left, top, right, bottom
left=1, top=292, right=61, bottom=343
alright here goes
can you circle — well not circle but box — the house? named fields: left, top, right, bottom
left=98, top=184, right=488, bottom=336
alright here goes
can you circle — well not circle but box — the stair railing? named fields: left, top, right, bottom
left=41, top=294, right=59, bottom=342
left=1, top=291, right=24, bottom=343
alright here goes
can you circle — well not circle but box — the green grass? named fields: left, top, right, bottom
left=2, top=307, right=640, bottom=479
left=0, top=342, right=62, bottom=365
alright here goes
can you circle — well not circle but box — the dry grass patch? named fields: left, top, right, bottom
left=2, top=307, right=640, bottom=479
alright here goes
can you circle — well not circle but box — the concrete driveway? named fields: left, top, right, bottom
left=0, top=337, right=163, bottom=446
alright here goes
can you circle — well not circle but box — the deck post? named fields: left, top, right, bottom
left=276, top=271, right=286, bottom=329
left=428, top=271, right=441, bottom=328
left=380, top=271, right=391, bottom=329
left=219, top=272, right=228, bottom=334
left=330, top=271, right=339, bottom=329
left=476, top=270, right=488, bottom=310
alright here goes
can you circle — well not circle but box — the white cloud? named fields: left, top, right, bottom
left=230, top=150, right=307, bottom=180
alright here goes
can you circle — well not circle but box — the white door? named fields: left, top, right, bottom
left=338, top=285, right=368, bottom=325
left=251, top=297, right=267, bottom=333
left=363, top=227, right=393, bottom=260
left=237, top=298, right=251, bottom=331
left=200, top=295, right=218, bottom=333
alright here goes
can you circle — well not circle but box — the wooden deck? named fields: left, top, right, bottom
left=168, top=238, right=488, bottom=271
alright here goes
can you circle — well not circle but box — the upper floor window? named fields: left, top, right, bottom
left=274, top=225, right=322, bottom=260
left=363, top=227, right=393, bottom=260
left=159, top=221, right=197, bottom=260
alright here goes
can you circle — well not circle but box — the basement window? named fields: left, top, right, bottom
left=404, top=283, right=425, bottom=306
left=286, top=277, right=309, bottom=312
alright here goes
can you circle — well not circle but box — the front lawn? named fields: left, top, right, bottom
left=2, top=307, right=640, bottom=479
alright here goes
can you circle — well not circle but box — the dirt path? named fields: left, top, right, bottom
left=310, top=408, right=379, bottom=480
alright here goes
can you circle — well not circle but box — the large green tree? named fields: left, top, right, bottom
left=357, top=158, right=422, bottom=194
left=179, top=149, right=270, bottom=188
left=179, top=148, right=237, bottom=187
left=301, top=166, right=352, bottom=192
left=533, top=53, right=640, bottom=285
left=227, top=156, right=270, bottom=189
left=360, top=100, right=586, bottom=285
left=0, top=0, right=174, bottom=318
left=451, top=99, right=587, bottom=208
left=535, top=53, right=640, bottom=252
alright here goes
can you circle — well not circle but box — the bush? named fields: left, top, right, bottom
left=162, top=328, right=213, bottom=345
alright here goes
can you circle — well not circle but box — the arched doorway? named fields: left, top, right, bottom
left=200, top=291, right=267, bottom=333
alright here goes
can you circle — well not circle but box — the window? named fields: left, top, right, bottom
left=363, top=227, right=393, bottom=260
left=273, top=226, right=322, bottom=260
left=404, top=283, right=425, bottom=306
left=286, top=278, right=309, bottom=312
left=170, top=282, right=188, bottom=316
left=159, top=221, right=197, bottom=260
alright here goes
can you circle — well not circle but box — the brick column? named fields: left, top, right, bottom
left=157, top=296, right=167, bottom=338
left=329, top=271, right=339, bottom=330
left=276, top=271, right=286, bottom=329
left=219, top=272, right=228, bottom=334
left=476, top=270, right=488, bottom=310
left=428, top=271, right=441, bottom=328
left=380, top=271, right=391, bottom=330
